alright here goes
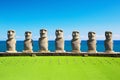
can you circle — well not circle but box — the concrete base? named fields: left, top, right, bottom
left=88, top=50, right=97, bottom=53
left=23, top=50, right=33, bottom=53
left=105, top=50, right=114, bottom=53
left=6, top=50, right=17, bottom=53
left=55, top=50, right=65, bottom=53
left=72, top=50, right=81, bottom=53
left=0, top=52, right=120, bottom=57
left=39, top=50, right=50, bottom=53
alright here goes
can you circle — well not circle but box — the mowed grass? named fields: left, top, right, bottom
left=0, top=56, right=120, bottom=80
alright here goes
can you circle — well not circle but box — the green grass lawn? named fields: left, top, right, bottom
left=0, top=56, right=120, bottom=80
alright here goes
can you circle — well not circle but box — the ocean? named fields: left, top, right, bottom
left=0, top=40, right=120, bottom=52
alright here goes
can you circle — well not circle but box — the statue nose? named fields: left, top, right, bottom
left=41, top=30, right=45, bottom=34
left=9, top=31, right=13, bottom=35
left=58, top=31, right=61, bottom=34
left=26, top=33, right=30, bottom=36
left=43, top=31, right=45, bottom=33
left=75, top=33, right=78, bottom=35
left=91, top=33, right=94, bottom=36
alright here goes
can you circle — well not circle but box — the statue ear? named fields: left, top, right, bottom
left=25, top=32, right=27, bottom=35
left=72, top=32, right=74, bottom=36
left=105, top=32, right=107, bottom=35
left=88, top=32, right=90, bottom=36
left=45, top=29, right=47, bottom=32
left=55, top=30, right=58, bottom=35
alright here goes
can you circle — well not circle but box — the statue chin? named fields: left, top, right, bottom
left=8, top=37, right=14, bottom=39
left=26, top=38, right=31, bottom=40
left=106, top=38, right=112, bottom=40
left=57, top=36, right=63, bottom=39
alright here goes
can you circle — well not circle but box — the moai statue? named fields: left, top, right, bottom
left=6, top=30, right=17, bottom=53
left=55, top=29, right=65, bottom=52
left=104, top=31, right=114, bottom=53
left=87, top=32, right=97, bottom=53
left=71, top=31, right=81, bottom=53
left=23, top=31, right=33, bottom=53
left=39, top=29, right=49, bottom=52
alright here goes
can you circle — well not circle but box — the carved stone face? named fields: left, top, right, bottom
left=72, top=31, right=80, bottom=39
left=7, top=30, right=15, bottom=39
left=105, top=31, right=112, bottom=40
left=25, top=31, right=32, bottom=40
left=55, top=29, right=63, bottom=39
left=40, top=29, right=47, bottom=38
left=88, top=32, right=96, bottom=40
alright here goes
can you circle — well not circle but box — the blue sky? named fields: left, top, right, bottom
left=0, top=0, right=120, bottom=40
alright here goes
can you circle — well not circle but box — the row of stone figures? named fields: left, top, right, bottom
left=6, top=29, right=114, bottom=53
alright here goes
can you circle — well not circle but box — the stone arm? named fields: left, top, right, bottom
left=31, top=39, right=33, bottom=47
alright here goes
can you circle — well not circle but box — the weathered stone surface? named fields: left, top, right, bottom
left=55, top=29, right=65, bottom=52
left=104, top=31, right=114, bottom=53
left=39, top=29, right=50, bottom=52
left=71, top=31, right=81, bottom=53
left=6, top=30, right=17, bottom=53
left=23, top=31, right=33, bottom=53
left=87, top=32, right=97, bottom=53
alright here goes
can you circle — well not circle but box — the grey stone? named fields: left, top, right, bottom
left=39, top=29, right=50, bottom=52
left=6, top=30, right=17, bottom=53
left=55, top=29, right=65, bottom=52
left=104, top=31, right=114, bottom=53
left=71, top=31, right=81, bottom=53
left=23, top=31, right=33, bottom=53
left=87, top=32, right=97, bottom=53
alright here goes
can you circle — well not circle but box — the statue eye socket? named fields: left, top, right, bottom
left=12, top=31, right=14, bottom=33
left=60, top=30, right=63, bottom=32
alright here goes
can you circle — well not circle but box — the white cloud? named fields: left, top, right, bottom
left=96, top=34, right=105, bottom=40
left=113, top=34, right=120, bottom=40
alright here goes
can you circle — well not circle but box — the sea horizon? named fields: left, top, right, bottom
left=0, top=40, right=120, bottom=52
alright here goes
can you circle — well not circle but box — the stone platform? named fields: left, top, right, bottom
left=0, top=52, right=120, bottom=57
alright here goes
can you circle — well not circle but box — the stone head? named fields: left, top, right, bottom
left=25, top=31, right=32, bottom=40
left=105, top=31, right=112, bottom=40
left=72, top=31, right=80, bottom=40
left=88, top=32, right=96, bottom=40
left=7, top=30, right=15, bottom=39
left=40, top=29, right=47, bottom=38
left=55, top=29, right=63, bottom=39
